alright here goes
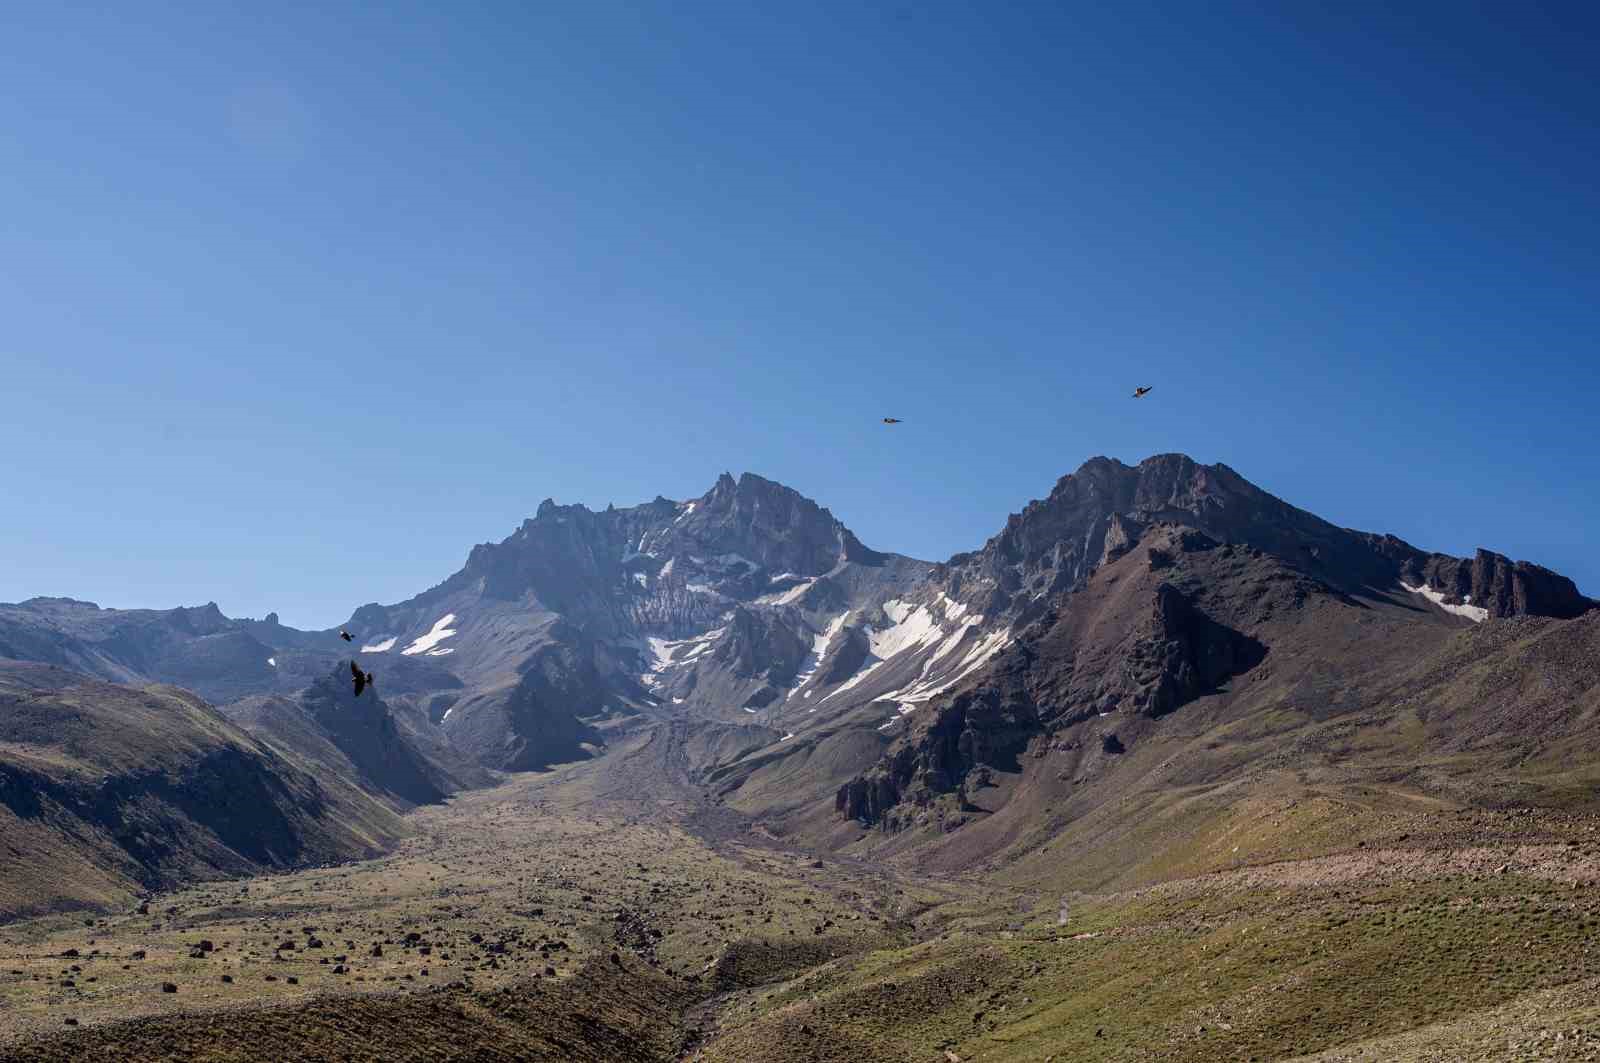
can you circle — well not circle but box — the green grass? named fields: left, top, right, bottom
left=697, top=871, right=1600, bottom=1062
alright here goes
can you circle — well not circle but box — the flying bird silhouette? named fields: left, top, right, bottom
left=882, top=417, right=903, bottom=424
left=350, top=661, right=374, bottom=697
left=1132, top=386, right=1152, bottom=398
left=339, top=630, right=353, bottom=642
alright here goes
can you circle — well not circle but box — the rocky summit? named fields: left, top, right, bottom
left=1, top=453, right=1597, bottom=1063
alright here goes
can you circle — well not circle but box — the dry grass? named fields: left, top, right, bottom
left=8, top=714, right=1600, bottom=1061
left=0, top=755, right=925, bottom=1059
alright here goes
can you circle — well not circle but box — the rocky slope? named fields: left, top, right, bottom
left=1, top=455, right=1589, bottom=793
left=694, top=455, right=1592, bottom=860
left=0, top=599, right=361, bottom=704
left=930, top=454, right=1588, bottom=624
left=0, top=661, right=405, bottom=920
left=327, top=472, right=936, bottom=772
left=223, top=663, right=490, bottom=810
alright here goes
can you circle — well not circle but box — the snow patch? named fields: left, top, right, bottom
left=1402, top=582, right=1489, bottom=622
left=877, top=627, right=1013, bottom=705
left=780, top=732, right=795, bottom=742
left=633, top=572, right=648, bottom=587
left=426, top=647, right=455, bottom=657
left=637, top=627, right=726, bottom=686
left=266, top=657, right=276, bottom=667
left=881, top=599, right=915, bottom=624
left=361, top=636, right=398, bottom=653
left=786, top=612, right=847, bottom=700
left=441, top=707, right=455, bottom=723
left=643, top=637, right=674, bottom=674
left=773, top=579, right=816, bottom=606
left=867, top=603, right=944, bottom=660
left=403, top=615, right=458, bottom=655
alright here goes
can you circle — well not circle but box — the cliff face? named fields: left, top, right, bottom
left=445, top=640, right=605, bottom=773
left=1369, top=540, right=1591, bottom=619
left=838, top=526, right=1273, bottom=827
left=294, top=666, right=456, bottom=807
left=933, top=455, right=1592, bottom=624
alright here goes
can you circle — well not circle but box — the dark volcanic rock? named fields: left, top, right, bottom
left=447, top=641, right=603, bottom=773
left=934, top=454, right=1592, bottom=622
left=1114, top=581, right=1267, bottom=720
left=840, top=527, right=1275, bottom=828
left=296, top=666, right=452, bottom=807
left=1375, top=542, right=1591, bottom=619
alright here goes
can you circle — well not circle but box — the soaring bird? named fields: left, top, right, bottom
left=350, top=661, right=375, bottom=697
left=1132, top=386, right=1152, bottom=398
left=882, top=417, right=903, bottom=424
left=339, top=629, right=353, bottom=642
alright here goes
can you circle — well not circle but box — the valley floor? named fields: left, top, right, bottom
left=4, top=724, right=1600, bottom=1061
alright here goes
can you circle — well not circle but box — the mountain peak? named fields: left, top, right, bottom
left=735, top=471, right=785, bottom=491
left=17, top=596, right=101, bottom=611
left=946, top=453, right=1592, bottom=621
left=670, top=471, right=883, bottom=574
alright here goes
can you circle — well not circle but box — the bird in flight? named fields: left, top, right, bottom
left=339, top=629, right=353, bottom=642
left=882, top=417, right=903, bottom=424
left=350, top=661, right=375, bottom=697
left=1132, top=386, right=1153, bottom=398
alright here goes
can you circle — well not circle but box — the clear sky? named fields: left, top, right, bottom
left=3, top=1, right=1596, bottom=628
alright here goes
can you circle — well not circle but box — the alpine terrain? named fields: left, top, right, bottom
left=2, top=454, right=1597, bottom=1062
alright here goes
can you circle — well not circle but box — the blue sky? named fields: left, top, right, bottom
left=3, top=1, right=1596, bottom=627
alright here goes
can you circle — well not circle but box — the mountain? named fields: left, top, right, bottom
left=328, top=472, right=934, bottom=771
left=222, top=663, right=493, bottom=811
left=0, top=660, right=406, bottom=920
left=1, top=456, right=1589, bottom=798
left=0, top=599, right=351, bottom=703
left=929, top=454, right=1589, bottom=624
left=3, top=454, right=1596, bottom=1061
left=681, top=455, right=1594, bottom=878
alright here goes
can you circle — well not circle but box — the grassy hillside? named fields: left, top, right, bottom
left=0, top=662, right=406, bottom=921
